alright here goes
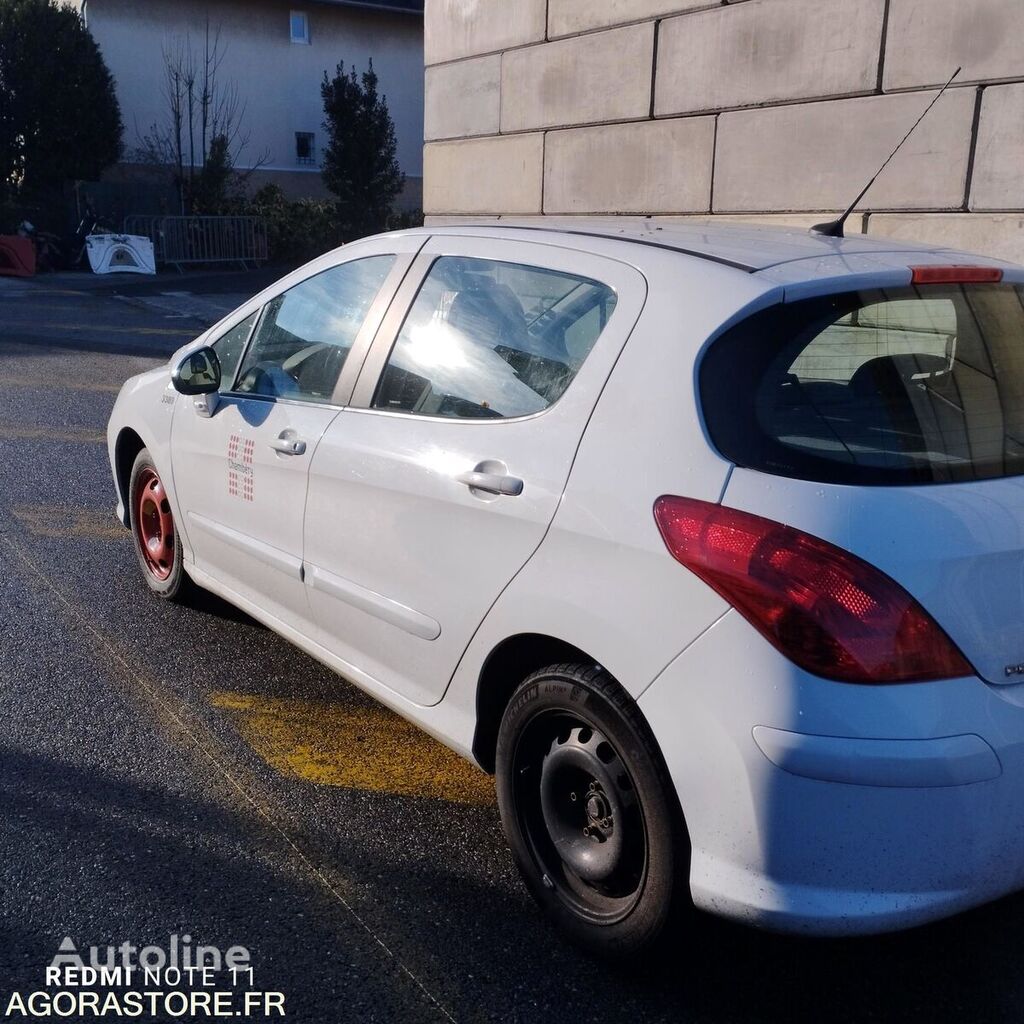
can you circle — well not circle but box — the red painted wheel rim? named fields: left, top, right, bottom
left=133, top=466, right=175, bottom=581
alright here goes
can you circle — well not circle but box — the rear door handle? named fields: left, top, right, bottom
left=456, top=470, right=524, bottom=496
left=269, top=434, right=307, bottom=456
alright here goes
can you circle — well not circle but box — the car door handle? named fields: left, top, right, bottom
left=456, top=470, right=524, bottom=496
left=269, top=435, right=307, bottom=456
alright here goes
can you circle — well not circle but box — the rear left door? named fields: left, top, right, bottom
left=302, top=236, right=647, bottom=705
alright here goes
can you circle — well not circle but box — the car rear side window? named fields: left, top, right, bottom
left=700, top=284, right=1024, bottom=485
left=372, top=256, right=617, bottom=419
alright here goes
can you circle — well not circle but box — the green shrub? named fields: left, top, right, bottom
left=247, top=184, right=342, bottom=263
left=387, top=208, right=424, bottom=231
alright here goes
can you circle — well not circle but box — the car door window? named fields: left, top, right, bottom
left=372, top=256, right=617, bottom=419
left=211, top=311, right=257, bottom=391
left=236, top=255, right=396, bottom=403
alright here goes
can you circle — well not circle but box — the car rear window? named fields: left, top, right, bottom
left=700, top=284, right=1024, bottom=485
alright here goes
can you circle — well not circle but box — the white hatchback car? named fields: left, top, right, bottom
left=108, top=220, right=1024, bottom=955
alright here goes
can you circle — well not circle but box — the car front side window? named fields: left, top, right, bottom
left=210, top=311, right=257, bottom=391
left=235, top=255, right=396, bottom=404
left=372, top=256, right=617, bottom=420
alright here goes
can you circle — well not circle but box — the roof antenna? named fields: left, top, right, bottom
left=811, top=67, right=961, bottom=238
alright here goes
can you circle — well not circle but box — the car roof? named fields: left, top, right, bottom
left=419, top=218, right=993, bottom=274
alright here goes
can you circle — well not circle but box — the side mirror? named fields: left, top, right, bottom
left=172, top=346, right=221, bottom=395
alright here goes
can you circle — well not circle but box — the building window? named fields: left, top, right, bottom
left=290, top=11, right=310, bottom=44
left=296, top=132, right=316, bottom=166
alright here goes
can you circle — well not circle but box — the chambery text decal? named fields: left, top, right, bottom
left=227, top=434, right=255, bottom=502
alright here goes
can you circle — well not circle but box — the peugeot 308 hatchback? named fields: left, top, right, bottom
left=107, top=220, right=1024, bottom=954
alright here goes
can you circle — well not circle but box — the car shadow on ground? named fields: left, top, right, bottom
left=0, top=746, right=445, bottom=1020
left=184, top=584, right=267, bottom=629
left=354, top=851, right=1022, bottom=1024
left=1, top=730, right=1020, bottom=1024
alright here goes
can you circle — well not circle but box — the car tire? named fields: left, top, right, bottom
left=496, top=663, right=688, bottom=958
left=128, top=448, right=194, bottom=602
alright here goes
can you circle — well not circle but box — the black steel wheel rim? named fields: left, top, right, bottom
left=512, top=707, right=648, bottom=924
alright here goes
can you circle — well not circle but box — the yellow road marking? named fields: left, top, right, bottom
left=0, top=423, right=104, bottom=444
left=2, top=288, right=91, bottom=296
left=4, top=320, right=194, bottom=336
left=0, top=373, right=122, bottom=394
left=13, top=504, right=126, bottom=540
left=211, top=692, right=496, bottom=806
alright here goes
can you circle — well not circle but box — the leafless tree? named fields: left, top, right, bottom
left=133, top=20, right=268, bottom=211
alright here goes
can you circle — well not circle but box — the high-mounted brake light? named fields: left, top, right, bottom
left=910, top=265, right=1003, bottom=285
left=653, top=496, right=973, bottom=684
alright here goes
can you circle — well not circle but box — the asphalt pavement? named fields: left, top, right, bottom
left=0, top=267, right=1020, bottom=1023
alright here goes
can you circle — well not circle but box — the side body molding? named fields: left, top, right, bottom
left=186, top=512, right=303, bottom=580
left=306, top=564, right=441, bottom=641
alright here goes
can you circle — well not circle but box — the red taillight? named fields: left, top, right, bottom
left=910, top=265, right=1003, bottom=285
left=653, top=496, right=973, bottom=684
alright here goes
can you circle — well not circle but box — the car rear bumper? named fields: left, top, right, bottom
left=638, top=610, right=1024, bottom=935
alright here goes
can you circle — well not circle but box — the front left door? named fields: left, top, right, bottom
left=170, top=250, right=407, bottom=630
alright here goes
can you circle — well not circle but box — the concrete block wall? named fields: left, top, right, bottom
left=422, top=0, right=1024, bottom=263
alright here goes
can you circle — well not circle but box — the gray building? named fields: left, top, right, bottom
left=423, top=0, right=1024, bottom=262
left=73, top=0, right=424, bottom=204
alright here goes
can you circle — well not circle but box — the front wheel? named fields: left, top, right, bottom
left=495, top=663, right=687, bottom=957
left=128, top=448, right=194, bottom=602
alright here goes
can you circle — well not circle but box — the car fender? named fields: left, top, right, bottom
left=107, top=365, right=189, bottom=552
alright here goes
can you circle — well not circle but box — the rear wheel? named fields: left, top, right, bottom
left=495, top=663, right=687, bottom=957
left=128, top=448, right=193, bottom=601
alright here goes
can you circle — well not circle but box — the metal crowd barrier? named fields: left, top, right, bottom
left=123, top=215, right=269, bottom=271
